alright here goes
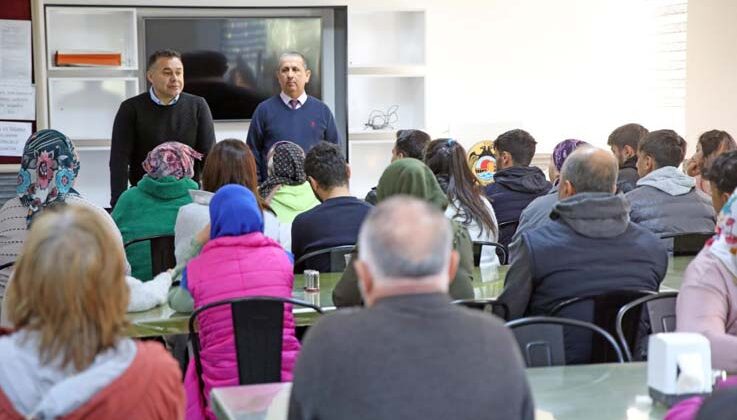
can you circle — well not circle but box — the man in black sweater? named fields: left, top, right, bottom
left=292, top=141, right=372, bottom=273
left=110, top=49, right=215, bottom=207
left=289, top=197, right=534, bottom=420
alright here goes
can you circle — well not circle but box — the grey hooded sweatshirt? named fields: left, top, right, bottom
left=625, top=166, right=715, bottom=243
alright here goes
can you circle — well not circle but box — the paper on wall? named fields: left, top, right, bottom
left=0, top=121, right=31, bottom=157
left=0, top=83, right=35, bottom=121
left=0, top=20, right=32, bottom=83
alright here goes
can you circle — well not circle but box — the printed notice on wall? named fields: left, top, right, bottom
left=0, top=121, right=31, bottom=157
left=0, top=83, right=35, bottom=121
left=0, top=20, right=32, bottom=83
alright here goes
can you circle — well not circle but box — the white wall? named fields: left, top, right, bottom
left=685, top=0, right=737, bottom=153
left=35, top=0, right=691, bottom=205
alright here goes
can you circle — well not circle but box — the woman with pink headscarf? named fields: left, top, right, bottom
left=113, top=141, right=201, bottom=280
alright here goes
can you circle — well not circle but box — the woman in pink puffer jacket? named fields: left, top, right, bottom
left=182, top=184, right=298, bottom=420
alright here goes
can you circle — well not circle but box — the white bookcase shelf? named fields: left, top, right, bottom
left=348, top=10, right=425, bottom=67
left=348, top=65, right=426, bottom=77
left=45, top=7, right=138, bottom=71
left=48, top=77, right=139, bottom=141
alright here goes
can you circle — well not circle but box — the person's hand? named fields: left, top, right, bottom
left=685, top=157, right=700, bottom=177
left=195, top=224, right=210, bottom=245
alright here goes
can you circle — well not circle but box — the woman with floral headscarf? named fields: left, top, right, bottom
left=0, top=130, right=171, bottom=320
left=113, top=141, right=201, bottom=280
left=258, top=141, right=319, bottom=223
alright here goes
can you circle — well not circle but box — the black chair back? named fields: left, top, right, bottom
left=0, top=261, right=14, bottom=271
left=124, top=234, right=176, bottom=276
left=497, top=220, right=519, bottom=248
left=452, top=298, right=510, bottom=321
left=616, top=291, right=678, bottom=361
left=294, top=245, right=355, bottom=273
left=471, top=241, right=509, bottom=265
left=506, top=316, right=625, bottom=367
left=549, top=290, right=655, bottom=363
left=189, top=296, right=324, bottom=407
left=660, top=232, right=714, bottom=256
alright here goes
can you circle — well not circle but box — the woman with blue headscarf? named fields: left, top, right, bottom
left=180, top=184, right=297, bottom=420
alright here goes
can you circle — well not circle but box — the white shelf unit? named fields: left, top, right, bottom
left=48, top=77, right=139, bottom=141
left=45, top=7, right=138, bottom=71
left=346, top=9, right=426, bottom=199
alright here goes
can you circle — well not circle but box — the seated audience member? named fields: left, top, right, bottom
left=174, top=139, right=290, bottom=264
left=703, top=151, right=737, bottom=213
left=183, top=185, right=298, bottom=419
left=333, top=159, right=475, bottom=307
left=484, top=129, right=551, bottom=246
left=512, top=139, right=589, bottom=244
left=113, top=141, right=201, bottom=280
left=289, top=197, right=534, bottom=420
left=607, top=123, right=649, bottom=193
left=259, top=141, right=319, bottom=223
left=425, top=138, right=499, bottom=266
left=686, top=130, right=737, bottom=195
left=292, top=142, right=371, bottom=272
left=498, top=148, right=667, bottom=361
left=365, top=129, right=431, bottom=204
left=626, top=130, right=715, bottom=245
left=0, top=205, right=184, bottom=418
left=0, top=130, right=170, bottom=318
left=676, top=187, right=737, bottom=373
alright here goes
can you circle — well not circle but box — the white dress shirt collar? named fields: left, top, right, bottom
left=280, top=91, right=308, bottom=110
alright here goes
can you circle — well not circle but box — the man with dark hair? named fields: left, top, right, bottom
left=626, top=129, right=715, bottom=245
left=289, top=197, right=534, bottom=420
left=499, top=147, right=667, bottom=362
left=364, top=129, right=431, bottom=205
left=110, top=49, right=215, bottom=207
left=484, top=129, right=551, bottom=246
left=704, top=150, right=737, bottom=212
left=247, top=52, right=340, bottom=181
left=607, top=123, right=649, bottom=193
left=292, top=141, right=372, bottom=273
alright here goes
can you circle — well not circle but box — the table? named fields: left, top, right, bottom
left=126, top=256, right=692, bottom=338
left=210, top=363, right=670, bottom=420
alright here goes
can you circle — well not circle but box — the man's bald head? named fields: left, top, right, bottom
left=559, top=147, right=618, bottom=198
left=358, top=196, right=453, bottom=282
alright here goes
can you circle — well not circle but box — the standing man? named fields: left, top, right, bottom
left=247, top=52, right=340, bottom=180
left=110, top=49, right=215, bottom=207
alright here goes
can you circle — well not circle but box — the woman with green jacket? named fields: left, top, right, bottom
left=112, top=142, right=201, bottom=280
left=333, top=158, right=475, bottom=307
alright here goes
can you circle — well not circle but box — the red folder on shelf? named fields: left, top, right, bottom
left=55, top=51, right=122, bottom=67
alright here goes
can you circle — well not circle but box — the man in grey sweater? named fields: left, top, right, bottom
left=288, top=196, right=534, bottom=420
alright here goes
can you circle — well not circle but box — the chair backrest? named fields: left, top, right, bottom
left=294, top=245, right=355, bottom=273
left=124, top=234, right=176, bottom=277
left=660, top=232, right=714, bottom=256
left=472, top=241, right=509, bottom=265
left=452, top=298, right=510, bottom=321
left=549, top=290, right=655, bottom=363
left=0, top=261, right=14, bottom=271
left=189, top=296, right=324, bottom=407
left=497, top=220, right=519, bottom=247
left=506, top=316, right=625, bottom=367
left=615, top=291, right=678, bottom=361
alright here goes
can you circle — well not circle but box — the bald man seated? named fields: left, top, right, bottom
left=498, top=147, right=668, bottom=363
left=289, top=197, right=534, bottom=420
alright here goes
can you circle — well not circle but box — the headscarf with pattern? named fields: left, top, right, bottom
left=142, top=141, right=203, bottom=180
left=707, top=190, right=737, bottom=278
left=258, top=141, right=307, bottom=198
left=16, top=129, right=80, bottom=224
left=552, top=139, right=589, bottom=171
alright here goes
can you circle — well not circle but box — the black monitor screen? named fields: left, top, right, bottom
left=144, top=17, right=323, bottom=121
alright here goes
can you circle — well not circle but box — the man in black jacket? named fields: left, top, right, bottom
left=607, top=123, right=649, bottom=194
left=109, top=49, right=215, bottom=207
left=484, top=129, right=551, bottom=246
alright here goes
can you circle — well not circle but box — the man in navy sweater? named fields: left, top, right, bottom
left=292, top=142, right=371, bottom=273
left=247, top=52, right=340, bottom=180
